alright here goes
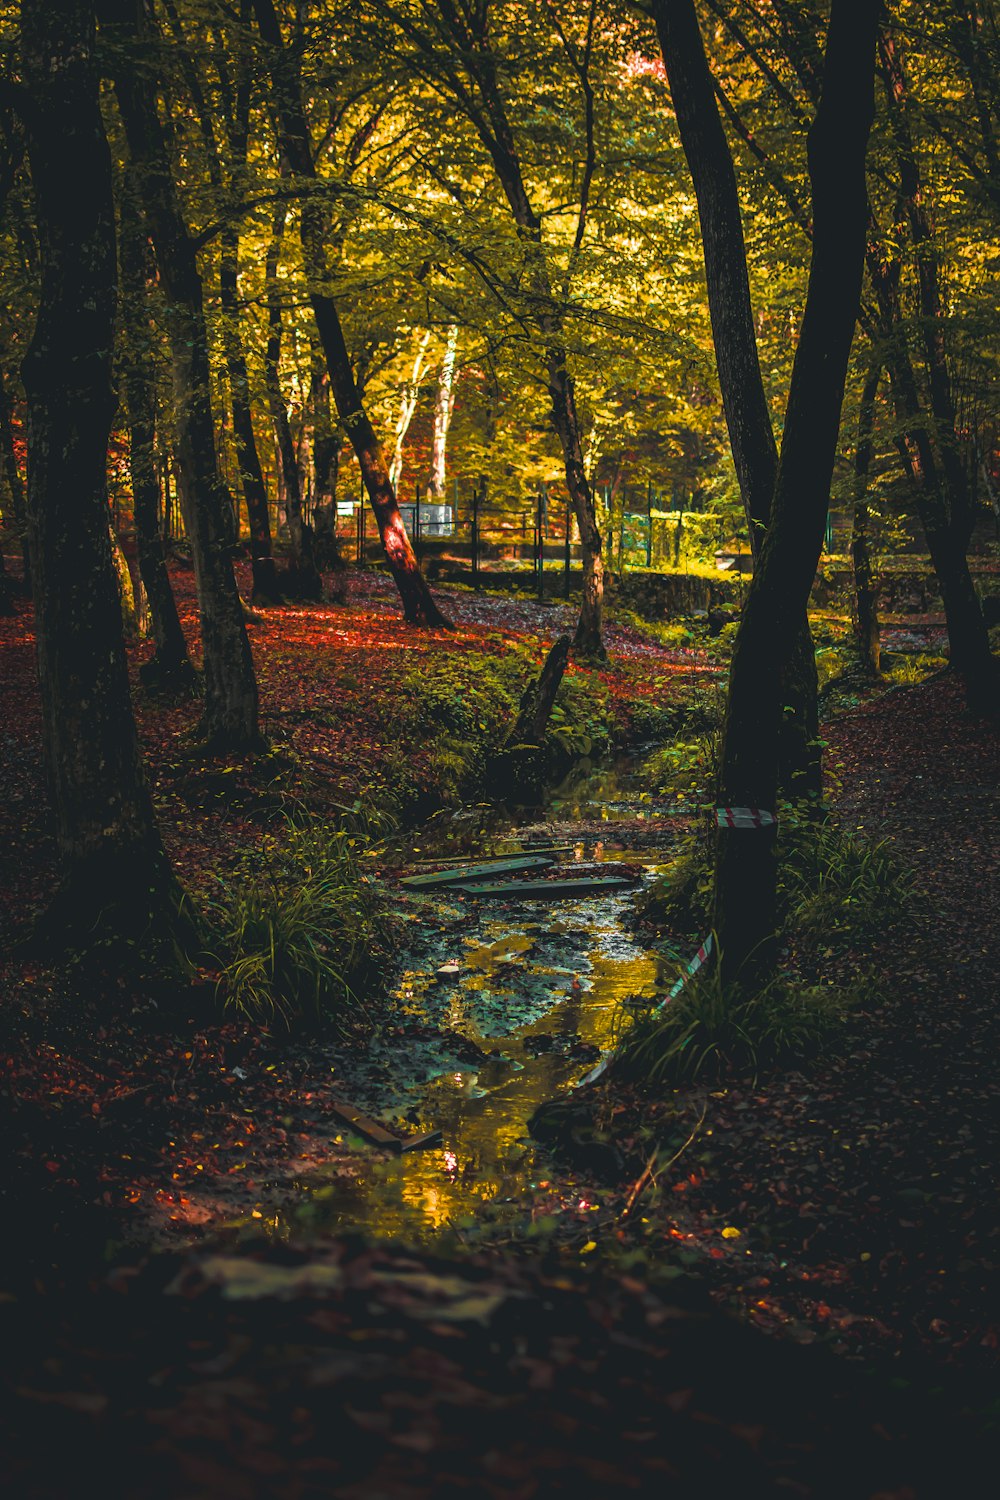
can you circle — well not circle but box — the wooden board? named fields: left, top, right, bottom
left=455, top=876, right=637, bottom=900
left=407, top=844, right=575, bottom=866
left=400, top=855, right=554, bottom=889
left=330, top=1100, right=403, bottom=1152
left=330, top=1100, right=443, bottom=1154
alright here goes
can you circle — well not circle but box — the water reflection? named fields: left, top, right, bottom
left=280, top=755, right=676, bottom=1243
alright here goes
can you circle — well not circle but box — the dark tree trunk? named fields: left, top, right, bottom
left=545, top=355, right=605, bottom=659
left=507, top=635, right=572, bottom=746
left=252, top=0, right=450, bottom=628
left=309, top=360, right=348, bottom=596
left=714, top=0, right=879, bottom=989
left=652, top=0, right=775, bottom=545
left=19, top=0, right=181, bottom=951
left=877, top=29, right=997, bottom=712
left=263, top=207, right=322, bottom=598
left=654, top=0, right=820, bottom=800
left=105, top=4, right=260, bottom=749
left=868, top=249, right=997, bottom=707
left=851, top=359, right=881, bottom=678
left=221, top=225, right=282, bottom=605
left=118, top=180, right=193, bottom=686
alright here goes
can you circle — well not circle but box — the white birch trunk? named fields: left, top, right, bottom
left=428, top=324, right=459, bottom=499
left=388, top=329, right=432, bottom=491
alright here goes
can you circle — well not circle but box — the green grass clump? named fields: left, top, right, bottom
left=780, top=807, right=917, bottom=941
left=206, top=813, right=390, bottom=1029
left=883, top=652, right=948, bottom=687
left=615, top=968, right=855, bottom=1086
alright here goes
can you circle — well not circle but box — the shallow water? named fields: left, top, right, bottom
left=285, top=755, right=679, bottom=1242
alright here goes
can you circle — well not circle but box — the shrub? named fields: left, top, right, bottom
left=637, top=801, right=915, bottom=955
left=205, top=813, right=391, bottom=1029
left=614, top=967, right=855, bottom=1086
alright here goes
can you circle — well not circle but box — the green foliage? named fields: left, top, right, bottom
left=547, top=666, right=611, bottom=760
left=643, top=732, right=719, bottom=804
left=629, top=681, right=726, bottom=746
left=639, top=800, right=915, bottom=956
left=206, top=813, right=390, bottom=1029
left=779, top=807, right=917, bottom=941
left=374, top=650, right=611, bottom=807
left=615, top=968, right=854, bottom=1086
left=882, top=652, right=948, bottom=687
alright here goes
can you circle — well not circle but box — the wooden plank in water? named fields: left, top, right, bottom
left=330, top=1099, right=443, bottom=1154
left=455, top=876, right=636, bottom=900
left=330, top=1099, right=402, bottom=1152
left=407, top=844, right=574, bottom=866
left=400, top=855, right=553, bottom=889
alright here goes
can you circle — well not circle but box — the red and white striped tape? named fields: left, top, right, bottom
left=575, top=933, right=716, bottom=1088
left=653, top=932, right=714, bottom=1013
left=716, top=807, right=777, bottom=829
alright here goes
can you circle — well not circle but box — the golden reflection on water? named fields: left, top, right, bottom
left=279, top=755, right=677, bottom=1244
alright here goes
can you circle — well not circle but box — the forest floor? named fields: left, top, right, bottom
left=2, top=562, right=999, bottom=1496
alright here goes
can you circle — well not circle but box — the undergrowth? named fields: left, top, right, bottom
left=382, top=647, right=611, bottom=806
left=205, top=809, right=392, bottom=1030
left=614, top=968, right=856, bottom=1087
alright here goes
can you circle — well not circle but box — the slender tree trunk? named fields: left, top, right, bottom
left=118, top=179, right=193, bottom=685
left=106, top=7, right=259, bottom=749
left=428, top=324, right=458, bottom=500
left=388, top=329, right=432, bottom=491
left=871, top=261, right=997, bottom=704
left=0, top=367, right=30, bottom=592
left=108, top=520, right=140, bottom=642
left=545, top=352, right=606, bottom=658
left=653, top=0, right=820, bottom=799
left=221, top=227, right=282, bottom=604
left=714, top=0, right=879, bottom=989
left=20, top=0, right=181, bottom=950
left=263, top=206, right=321, bottom=597
left=252, top=0, right=450, bottom=628
left=877, top=29, right=997, bottom=711
left=851, top=359, right=882, bottom=678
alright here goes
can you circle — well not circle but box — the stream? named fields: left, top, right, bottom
left=287, top=754, right=685, bottom=1243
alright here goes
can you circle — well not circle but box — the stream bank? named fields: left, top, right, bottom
left=272, top=752, right=689, bottom=1245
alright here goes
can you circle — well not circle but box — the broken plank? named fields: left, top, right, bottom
left=407, top=844, right=574, bottom=866
left=455, top=876, right=637, bottom=900
left=400, top=855, right=554, bottom=889
left=400, top=1130, right=444, bottom=1152
left=329, top=1100, right=403, bottom=1153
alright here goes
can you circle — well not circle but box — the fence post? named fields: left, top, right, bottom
left=471, top=485, right=480, bottom=587
left=564, top=501, right=571, bottom=598
left=414, top=482, right=421, bottom=559
left=358, top=469, right=367, bottom=566
left=536, top=490, right=545, bottom=601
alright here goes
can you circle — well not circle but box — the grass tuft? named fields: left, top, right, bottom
left=615, top=966, right=857, bottom=1086
left=205, top=811, right=391, bottom=1029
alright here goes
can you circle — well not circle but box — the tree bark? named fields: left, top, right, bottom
left=714, top=0, right=879, bottom=989
left=851, top=358, right=881, bottom=678
left=263, top=205, right=322, bottom=597
left=866, top=235, right=996, bottom=706
left=877, top=28, right=997, bottom=711
left=252, top=0, right=450, bottom=628
left=506, top=634, right=572, bottom=746
left=221, top=225, right=283, bottom=604
left=388, top=329, right=432, bottom=491
left=19, top=0, right=181, bottom=950
left=428, top=324, right=458, bottom=500
left=105, top=2, right=260, bottom=749
left=117, top=178, right=193, bottom=685
left=653, top=0, right=820, bottom=798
